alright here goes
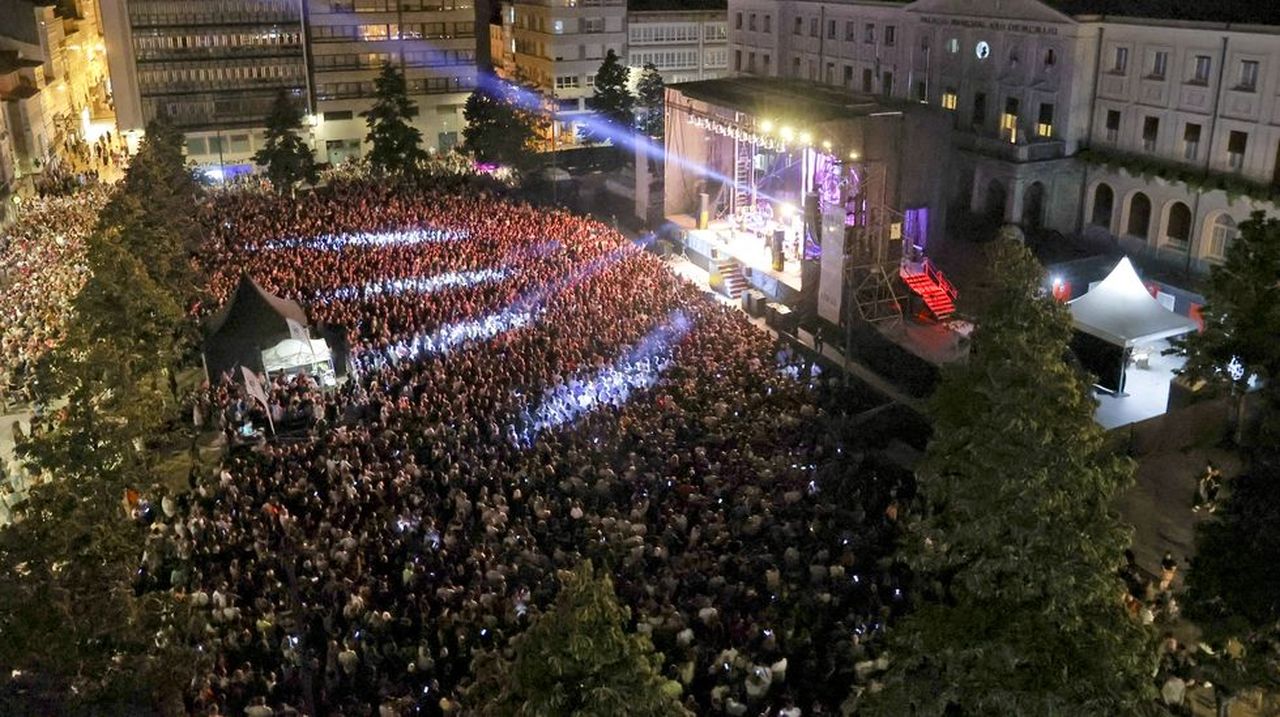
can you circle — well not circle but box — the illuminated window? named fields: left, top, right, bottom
left=1036, top=103, right=1054, bottom=138
left=1001, top=97, right=1019, bottom=143
left=945, top=37, right=958, bottom=54
left=941, top=89, right=957, bottom=110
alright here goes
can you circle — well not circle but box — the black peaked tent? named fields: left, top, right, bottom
left=203, top=274, right=310, bottom=381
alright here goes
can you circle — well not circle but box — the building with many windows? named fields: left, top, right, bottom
left=101, top=0, right=485, bottom=174
left=727, top=0, right=1280, bottom=272
left=492, top=0, right=727, bottom=145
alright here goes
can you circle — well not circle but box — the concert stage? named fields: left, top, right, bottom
left=669, top=213, right=804, bottom=296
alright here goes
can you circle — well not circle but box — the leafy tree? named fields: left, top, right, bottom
left=462, top=81, right=540, bottom=169
left=584, top=49, right=634, bottom=146
left=634, top=63, right=665, bottom=139
left=866, top=241, right=1154, bottom=716
left=253, top=89, right=318, bottom=192
left=1172, top=211, right=1280, bottom=439
left=362, top=62, right=428, bottom=174
left=467, top=560, right=690, bottom=716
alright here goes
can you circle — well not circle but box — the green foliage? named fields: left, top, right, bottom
left=462, top=81, right=541, bottom=169
left=635, top=63, right=665, bottom=139
left=253, top=90, right=318, bottom=191
left=1186, top=451, right=1280, bottom=629
left=866, top=241, right=1155, bottom=716
left=584, top=50, right=635, bottom=146
left=1077, top=148, right=1280, bottom=206
left=363, top=63, right=428, bottom=174
left=467, top=560, right=690, bottom=716
left=0, top=114, right=205, bottom=710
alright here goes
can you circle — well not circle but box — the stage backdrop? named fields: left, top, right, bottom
left=818, top=206, right=845, bottom=324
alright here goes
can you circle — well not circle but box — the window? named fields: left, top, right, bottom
left=1208, top=214, right=1238, bottom=258
left=1166, top=202, right=1191, bottom=250
left=1150, top=51, right=1168, bottom=79
left=1192, top=55, right=1212, bottom=84
left=1001, top=97, right=1019, bottom=142
left=1142, top=116, right=1159, bottom=152
left=827, top=19, right=836, bottom=40
left=764, top=15, right=770, bottom=33
left=845, top=21, right=856, bottom=41
left=946, top=38, right=959, bottom=54
left=763, top=54, right=771, bottom=74
left=1183, top=123, right=1201, bottom=160
left=826, top=62, right=835, bottom=84
left=1044, top=47, right=1057, bottom=67
left=1091, top=183, right=1114, bottom=228
left=864, top=23, right=876, bottom=44
left=748, top=52, right=756, bottom=73
left=1112, top=46, right=1128, bottom=73
left=885, top=26, right=896, bottom=46
left=1105, top=109, right=1121, bottom=143
left=793, top=56, right=801, bottom=77
left=1036, top=103, right=1054, bottom=138
left=794, top=17, right=802, bottom=35
left=882, top=72, right=893, bottom=96
left=844, top=65, right=853, bottom=87
left=810, top=17, right=818, bottom=37
left=746, top=13, right=754, bottom=31
left=972, top=92, right=987, bottom=127
left=941, top=88, right=957, bottom=110
left=1237, top=60, right=1259, bottom=92
left=1227, top=130, right=1248, bottom=171
left=554, top=75, right=580, bottom=89
left=735, top=12, right=742, bottom=29
left=862, top=68, right=873, bottom=93
left=734, top=49, right=741, bottom=72
left=1127, top=193, right=1152, bottom=238
left=915, top=80, right=926, bottom=101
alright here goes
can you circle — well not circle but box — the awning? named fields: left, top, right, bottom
left=261, top=338, right=331, bottom=374
left=1067, top=257, right=1198, bottom=348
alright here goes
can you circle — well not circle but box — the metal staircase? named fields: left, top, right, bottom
left=714, top=258, right=749, bottom=299
left=899, top=259, right=958, bottom=320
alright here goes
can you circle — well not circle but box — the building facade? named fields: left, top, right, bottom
left=727, top=0, right=1280, bottom=272
left=492, top=1, right=727, bottom=144
left=101, top=0, right=484, bottom=173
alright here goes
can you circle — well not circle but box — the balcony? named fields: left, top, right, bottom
left=953, top=131, right=1066, bottom=163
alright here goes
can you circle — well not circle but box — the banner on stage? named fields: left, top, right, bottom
left=818, top=206, right=845, bottom=324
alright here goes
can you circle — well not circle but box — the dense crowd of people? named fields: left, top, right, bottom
left=0, top=189, right=107, bottom=407
left=135, top=179, right=913, bottom=715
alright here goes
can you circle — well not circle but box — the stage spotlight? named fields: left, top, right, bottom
left=780, top=126, right=795, bottom=142
left=799, top=131, right=813, bottom=145
left=778, top=203, right=797, bottom=219
left=760, top=119, right=774, bottom=133
left=849, top=150, right=861, bottom=160
left=821, top=140, right=832, bottom=151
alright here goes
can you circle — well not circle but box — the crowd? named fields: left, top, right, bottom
left=140, top=179, right=912, bottom=716
left=0, top=188, right=107, bottom=407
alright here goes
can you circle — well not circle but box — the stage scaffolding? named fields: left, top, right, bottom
left=843, top=162, right=904, bottom=329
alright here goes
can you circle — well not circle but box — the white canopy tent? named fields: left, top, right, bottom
left=261, top=338, right=336, bottom=385
left=1068, top=257, right=1199, bottom=348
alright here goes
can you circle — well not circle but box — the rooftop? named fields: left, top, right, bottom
left=1047, top=0, right=1280, bottom=26
left=670, top=76, right=917, bottom=125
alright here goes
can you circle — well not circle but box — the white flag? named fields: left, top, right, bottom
left=241, top=366, right=269, bottom=411
left=286, top=318, right=310, bottom=342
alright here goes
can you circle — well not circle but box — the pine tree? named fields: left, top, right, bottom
left=467, top=560, right=690, bottom=716
left=362, top=62, right=428, bottom=174
left=584, top=49, right=635, bottom=146
left=462, top=80, right=540, bottom=169
left=635, top=63, right=665, bottom=139
left=865, top=241, right=1155, bottom=716
left=253, top=90, right=318, bottom=192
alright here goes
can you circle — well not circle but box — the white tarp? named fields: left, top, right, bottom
left=261, top=338, right=332, bottom=374
left=1068, top=257, right=1198, bottom=348
left=817, top=205, right=846, bottom=324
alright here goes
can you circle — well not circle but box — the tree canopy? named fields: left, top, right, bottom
left=462, top=80, right=541, bottom=169
left=253, top=90, right=318, bottom=192
left=363, top=63, right=428, bottom=174
left=866, top=240, right=1154, bottom=716
left=635, top=63, right=665, bottom=139
left=584, top=50, right=634, bottom=146
left=467, top=560, right=690, bottom=716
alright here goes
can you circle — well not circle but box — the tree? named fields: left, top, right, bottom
left=362, top=62, right=428, bottom=174
left=462, top=81, right=540, bottom=169
left=1172, top=211, right=1280, bottom=438
left=866, top=241, right=1155, bottom=716
left=467, top=560, right=690, bottom=716
left=253, top=90, right=318, bottom=191
left=584, top=50, right=634, bottom=146
left=634, top=63, right=665, bottom=139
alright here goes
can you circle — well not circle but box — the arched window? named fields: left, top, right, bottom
left=1022, top=181, right=1046, bottom=229
left=1091, top=183, right=1114, bottom=228
left=1127, top=192, right=1152, bottom=238
left=1044, top=48, right=1057, bottom=67
left=1207, top=214, right=1237, bottom=258
left=1166, top=202, right=1191, bottom=249
left=984, top=179, right=1007, bottom=223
